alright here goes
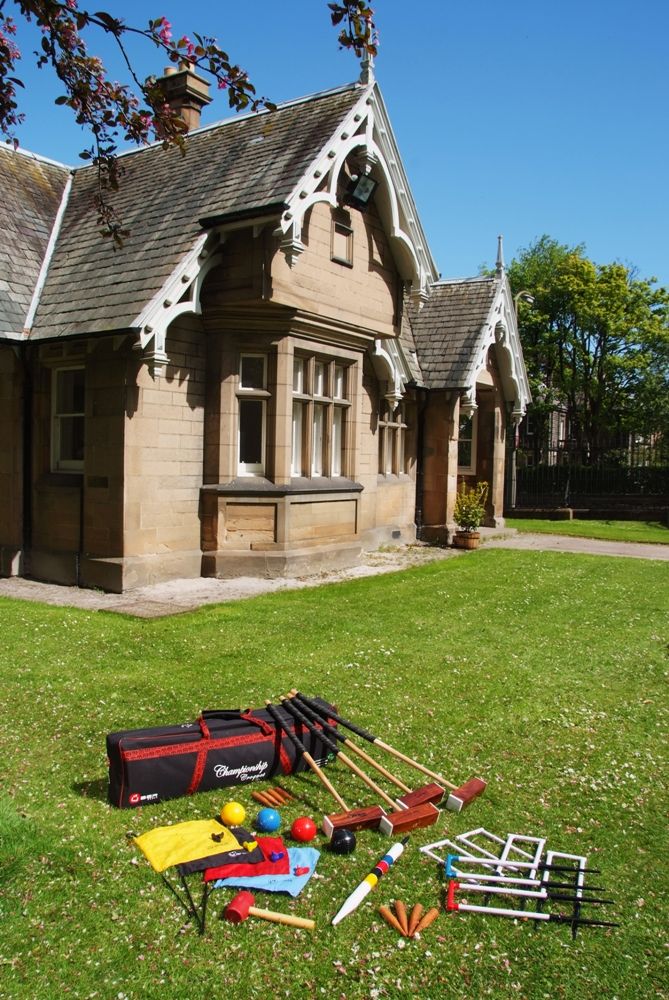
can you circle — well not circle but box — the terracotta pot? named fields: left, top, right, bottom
left=452, top=530, right=480, bottom=550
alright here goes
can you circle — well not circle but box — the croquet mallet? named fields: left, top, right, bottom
left=289, top=691, right=444, bottom=809
left=265, top=700, right=384, bottom=834
left=280, top=696, right=439, bottom=836
left=295, top=691, right=486, bottom=812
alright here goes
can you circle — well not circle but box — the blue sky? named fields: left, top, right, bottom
left=10, top=0, right=669, bottom=286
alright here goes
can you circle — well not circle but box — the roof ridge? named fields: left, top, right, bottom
left=85, top=80, right=364, bottom=170
left=0, top=142, right=72, bottom=171
left=431, top=275, right=495, bottom=286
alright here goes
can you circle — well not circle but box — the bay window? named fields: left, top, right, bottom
left=292, top=355, right=349, bottom=478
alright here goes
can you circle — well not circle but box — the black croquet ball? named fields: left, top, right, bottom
left=330, top=828, right=356, bottom=854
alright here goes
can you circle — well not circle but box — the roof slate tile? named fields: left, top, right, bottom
left=410, top=278, right=498, bottom=389
left=29, top=84, right=363, bottom=340
left=0, top=147, right=69, bottom=334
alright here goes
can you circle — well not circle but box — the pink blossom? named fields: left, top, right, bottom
left=155, top=18, right=172, bottom=45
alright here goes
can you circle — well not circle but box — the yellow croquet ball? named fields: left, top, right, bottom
left=220, top=801, right=246, bottom=826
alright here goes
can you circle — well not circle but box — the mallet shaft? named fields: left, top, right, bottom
left=265, top=701, right=349, bottom=813
left=280, top=697, right=400, bottom=811
left=291, top=692, right=413, bottom=794
left=248, top=905, right=315, bottom=931
left=290, top=693, right=413, bottom=794
left=295, top=691, right=463, bottom=793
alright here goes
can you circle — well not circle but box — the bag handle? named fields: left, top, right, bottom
left=198, top=709, right=274, bottom=739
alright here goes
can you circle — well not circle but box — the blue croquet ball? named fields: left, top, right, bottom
left=256, top=807, right=281, bottom=832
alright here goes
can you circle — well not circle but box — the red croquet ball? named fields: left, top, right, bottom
left=291, top=816, right=317, bottom=842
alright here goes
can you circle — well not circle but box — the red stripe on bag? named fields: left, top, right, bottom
left=120, top=718, right=327, bottom=796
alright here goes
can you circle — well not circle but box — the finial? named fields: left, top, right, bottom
left=359, top=47, right=375, bottom=85
left=496, top=234, right=505, bottom=275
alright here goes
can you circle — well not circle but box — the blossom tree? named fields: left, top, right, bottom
left=0, top=1, right=377, bottom=241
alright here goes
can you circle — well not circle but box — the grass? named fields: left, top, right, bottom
left=0, top=549, right=667, bottom=1000
left=509, top=517, right=669, bottom=545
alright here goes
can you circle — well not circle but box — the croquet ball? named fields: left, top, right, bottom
left=220, top=801, right=246, bottom=826
left=291, top=816, right=317, bottom=842
left=256, top=807, right=281, bottom=832
left=329, top=827, right=356, bottom=855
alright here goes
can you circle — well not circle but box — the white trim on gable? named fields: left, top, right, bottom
left=275, top=83, right=438, bottom=300
left=461, top=276, right=531, bottom=419
left=131, top=231, right=222, bottom=377
left=372, top=337, right=414, bottom=409
left=23, top=172, right=73, bottom=338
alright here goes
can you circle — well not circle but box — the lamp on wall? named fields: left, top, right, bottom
left=347, top=173, right=378, bottom=208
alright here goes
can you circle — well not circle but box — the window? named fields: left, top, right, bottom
left=292, top=355, right=350, bottom=478
left=458, top=411, right=477, bottom=474
left=237, top=354, right=269, bottom=475
left=52, top=367, right=84, bottom=472
left=331, top=213, right=353, bottom=266
left=378, top=401, right=408, bottom=476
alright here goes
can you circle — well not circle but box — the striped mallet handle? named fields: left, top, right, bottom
left=294, top=691, right=457, bottom=791
left=290, top=692, right=412, bottom=794
left=264, top=701, right=349, bottom=813
left=280, top=697, right=400, bottom=811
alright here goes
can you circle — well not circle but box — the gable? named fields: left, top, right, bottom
left=27, top=85, right=363, bottom=341
left=411, top=275, right=531, bottom=416
left=411, top=278, right=498, bottom=390
left=0, top=146, right=70, bottom=337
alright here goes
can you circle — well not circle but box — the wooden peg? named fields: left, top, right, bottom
left=412, top=907, right=440, bottom=935
left=407, top=903, right=424, bottom=937
left=379, top=905, right=406, bottom=936
left=394, top=899, right=409, bottom=935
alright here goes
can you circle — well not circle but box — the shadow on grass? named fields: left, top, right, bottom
left=72, top=777, right=108, bottom=802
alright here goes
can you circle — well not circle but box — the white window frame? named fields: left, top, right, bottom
left=51, top=366, right=85, bottom=473
left=237, top=354, right=269, bottom=476
left=457, top=411, right=478, bottom=475
left=378, top=401, right=408, bottom=477
left=291, top=355, right=350, bottom=479
left=331, top=216, right=353, bottom=267
left=291, top=400, right=304, bottom=476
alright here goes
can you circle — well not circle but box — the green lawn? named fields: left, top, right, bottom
left=509, top=517, right=669, bottom=545
left=0, top=550, right=667, bottom=999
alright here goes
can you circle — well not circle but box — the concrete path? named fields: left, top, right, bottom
left=483, top=531, right=669, bottom=561
left=0, top=530, right=665, bottom=619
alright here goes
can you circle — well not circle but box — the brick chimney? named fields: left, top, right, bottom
left=155, top=63, right=212, bottom=131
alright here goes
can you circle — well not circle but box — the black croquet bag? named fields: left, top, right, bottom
left=106, top=701, right=336, bottom=808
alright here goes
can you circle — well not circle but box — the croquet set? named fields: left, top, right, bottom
left=110, top=692, right=618, bottom=939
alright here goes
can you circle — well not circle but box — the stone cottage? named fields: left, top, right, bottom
left=0, top=64, right=530, bottom=592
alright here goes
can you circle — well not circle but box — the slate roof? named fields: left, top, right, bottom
left=0, top=146, right=70, bottom=335
left=410, top=277, right=498, bottom=389
left=29, top=83, right=363, bottom=340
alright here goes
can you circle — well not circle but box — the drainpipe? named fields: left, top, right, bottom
left=21, top=344, right=33, bottom=572
left=414, top=386, right=428, bottom=539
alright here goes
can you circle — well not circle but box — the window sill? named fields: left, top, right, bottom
left=202, top=477, right=363, bottom=497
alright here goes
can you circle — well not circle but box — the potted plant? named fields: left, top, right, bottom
left=452, top=480, right=489, bottom=549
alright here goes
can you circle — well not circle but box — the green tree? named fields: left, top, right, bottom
left=508, top=235, right=669, bottom=459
